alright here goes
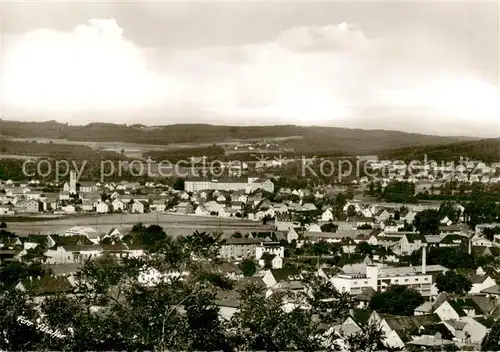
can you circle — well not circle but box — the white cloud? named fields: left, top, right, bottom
left=2, top=18, right=499, bottom=137
left=276, top=22, right=378, bottom=53
left=3, top=19, right=167, bottom=113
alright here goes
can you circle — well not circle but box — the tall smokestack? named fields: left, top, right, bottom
left=422, top=244, right=427, bottom=274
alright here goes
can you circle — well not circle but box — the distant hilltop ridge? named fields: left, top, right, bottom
left=0, top=119, right=478, bottom=155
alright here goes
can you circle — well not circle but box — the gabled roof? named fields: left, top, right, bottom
left=381, top=314, right=441, bottom=342
left=469, top=295, right=500, bottom=317
left=375, top=209, right=389, bottom=216
left=351, top=308, right=372, bottom=325
left=406, top=233, right=426, bottom=243
left=474, top=317, right=496, bottom=328
left=21, top=235, right=49, bottom=246
left=440, top=234, right=466, bottom=244
left=21, top=276, right=73, bottom=295
left=217, top=262, right=243, bottom=275
left=481, top=284, right=500, bottom=295
left=270, top=268, right=301, bottom=282
left=447, top=298, right=483, bottom=317
left=51, top=235, right=94, bottom=247
left=414, top=301, right=433, bottom=313
left=101, top=243, right=128, bottom=251
left=223, top=237, right=264, bottom=245
left=444, top=319, right=466, bottom=330
left=353, top=287, right=376, bottom=302
left=469, top=274, right=490, bottom=284
left=433, top=292, right=450, bottom=310
left=215, top=289, right=240, bottom=308
left=439, top=224, right=462, bottom=232
left=235, top=276, right=266, bottom=290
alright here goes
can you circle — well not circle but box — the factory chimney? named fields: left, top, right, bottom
left=421, top=244, right=427, bottom=274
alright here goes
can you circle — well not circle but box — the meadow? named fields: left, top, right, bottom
left=6, top=212, right=270, bottom=237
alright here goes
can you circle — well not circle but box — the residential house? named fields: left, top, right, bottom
left=176, top=202, right=194, bottom=214
left=400, top=209, right=417, bottom=223
left=286, top=228, right=299, bottom=243
left=80, top=192, right=102, bottom=205
left=0, top=204, right=15, bottom=215
left=435, top=298, right=484, bottom=321
left=15, top=276, right=74, bottom=304
left=102, top=228, right=122, bottom=240
left=80, top=200, right=94, bottom=212
left=341, top=238, right=357, bottom=254
left=321, top=208, right=334, bottom=222
left=255, top=242, right=285, bottom=260
left=481, top=284, right=500, bottom=299
left=307, top=223, right=322, bottom=232
left=258, top=253, right=283, bottom=269
left=374, top=209, right=391, bottom=223
left=215, top=290, right=241, bottom=321
left=439, top=235, right=466, bottom=248
left=41, top=193, right=59, bottom=211
left=16, top=199, right=42, bottom=213
left=61, top=204, right=76, bottom=214
left=195, top=205, right=210, bottom=216
left=351, top=216, right=375, bottom=229
left=443, top=317, right=491, bottom=344
left=218, top=207, right=232, bottom=218
left=262, top=268, right=303, bottom=288
left=100, top=242, right=130, bottom=259
left=132, top=200, right=149, bottom=213
left=6, top=187, right=29, bottom=198
left=95, top=201, right=109, bottom=214
left=398, top=233, right=426, bottom=255
left=369, top=311, right=444, bottom=349
left=230, top=201, right=244, bottom=211
left=216, top=194, right=227, bottom=203
left=439, top=225, right=464, bottom=235
left=111, top=199, right=125, bottom=212
left=78, top=182, right=98, bottom=193
left=150, top=198, right=167, bottom=212
left=468, top=274, right=497, bottom=294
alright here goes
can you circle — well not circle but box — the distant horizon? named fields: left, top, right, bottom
left=0, top=117, right=493, bottom=140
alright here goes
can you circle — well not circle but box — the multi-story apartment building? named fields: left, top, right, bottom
left=185, top=177, right=274, bottom=194
left=219, top=238, right=266, bottom=259
left=331, top=246, right=447, bottom=297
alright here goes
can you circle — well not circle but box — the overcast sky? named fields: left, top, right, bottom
left=0, top=1, right=499, bottom=137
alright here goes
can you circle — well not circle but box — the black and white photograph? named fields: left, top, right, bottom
left=0, top=1, right=499, bottom=351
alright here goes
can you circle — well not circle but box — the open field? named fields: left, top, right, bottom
left=0, top=154, right=39, bottom=160
left=6, top=212, right=271, bottom=236
left=5, top=136, right=303, bottom=159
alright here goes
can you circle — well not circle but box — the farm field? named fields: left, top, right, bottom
left=5, top=136, right=303, bottom=159
left=7, top=212, right=270, bottom=237
left=0, top=154, right=39, bottom=160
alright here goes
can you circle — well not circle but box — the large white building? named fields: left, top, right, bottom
left=330, top=246, right=447, bottom=297
left=185, top=177, right=274, bottom=194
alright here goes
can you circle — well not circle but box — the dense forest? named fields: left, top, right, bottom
left=379, top=138, right=500, bottom=163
